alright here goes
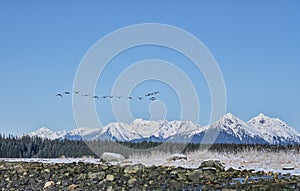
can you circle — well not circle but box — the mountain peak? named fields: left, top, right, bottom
left=224, top=113, right=235, bottom=118
left=36, top=127, right=53, bottom=133
left=29, top=127, right=70, bottom=140
left=248, top=113, right=276, bottom=125
left=248, top=114, right=300, bottom=144
left=256, top=113, right=271, bottom=119
left=132, top=118, right=144, bottom=123
left=222, top=113, right=242, bottom=122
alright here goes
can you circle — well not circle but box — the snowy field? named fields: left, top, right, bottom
left=1, top=150, right=300, bottom=176
left=129, top=150, right=300, bottom=175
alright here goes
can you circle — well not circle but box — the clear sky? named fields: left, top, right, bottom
left=0, top=0, right=299, bottom=135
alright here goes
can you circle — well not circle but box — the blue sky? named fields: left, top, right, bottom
left=0, top=0, right=299, bottom=135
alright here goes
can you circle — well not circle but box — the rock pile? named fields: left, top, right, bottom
left=0, top=159, right=299, bottom=190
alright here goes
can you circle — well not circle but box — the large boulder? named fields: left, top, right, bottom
left=199, top=159, right=225, bottom=172
left=100, top=152, right=125, bottom=163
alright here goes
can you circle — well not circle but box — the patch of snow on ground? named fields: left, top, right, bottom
left=129, top=150, right=300, bottom=175
left=1, top=150, right=300, bottom=175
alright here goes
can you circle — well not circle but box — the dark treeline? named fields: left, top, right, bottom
left=182, top=142, right=300, bottom=153
left=0, top=134, right=95, bottom=158
left=117, top=141, right=300, bottom=154
left=0, top=134, right=299, bottom=158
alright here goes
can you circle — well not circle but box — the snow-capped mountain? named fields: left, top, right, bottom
left=28, top=127, right=67, bottom=140
left=90, top=119, right=201, bottom=142
left=30, top=120, right=201, bottom=142
left=248, top=113, right=300, bottom=144
left=29, top=113, right=300, bottom=144
left=189, top=113, right=268, bottom=144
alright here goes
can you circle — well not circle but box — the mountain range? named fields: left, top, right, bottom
left=29, top=113, right=300, bottom=145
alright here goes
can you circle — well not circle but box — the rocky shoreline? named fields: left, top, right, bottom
left=0, top=159, right=300, bottom=191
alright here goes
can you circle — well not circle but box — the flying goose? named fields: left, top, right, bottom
left=149, top=97, right=156, bottom=101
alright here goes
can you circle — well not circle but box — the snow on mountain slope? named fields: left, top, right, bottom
left=248, top=113, right=300, bottom=144
left=29, top=120, right=201, bottom=142
left=96, top=119, right=201, bottom=141
left=189, top=113, right=268, bottom=144
left=210, top=113, right=261, bottom=139
left=29, top=127, right=66, bottom=140
left=29, top=113, right=300, bottom=144
left=98, top=121, right=144, bottom=141
left=66, top=127, right=102, bottom=140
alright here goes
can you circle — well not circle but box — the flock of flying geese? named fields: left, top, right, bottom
left=56, top=91, right=159, bottom=101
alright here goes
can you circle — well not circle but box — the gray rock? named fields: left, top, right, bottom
left=169, top=179, right=181, bottom=190
left=121, top=159, right=132, bottom=163
left=44, top=181, right=55, bottom=188
left=106, top=174, right=114, bottom=181
left=120, top=159, right=133, bottom=167
left=177, top=173, right=187, bottom=180
left=88, top=172, right=105, bottom=180
left=167, top=154, right=188, bottom=161
left=77, top=173, right=86, bottom=180
left=124, top=164, right=144, bottom=174
left=297, top=181, right=300, bottom=189
left=100, top=152, right=125, bottom=163
left=128, top=178, right=137, bottom=185
left=186, top=169, right=203, bottom=183
left=68, top=184, right=78, bottom=190
left=202, top=167, right=217, bottom=174
left=199, top=159, right=225, bottom=172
